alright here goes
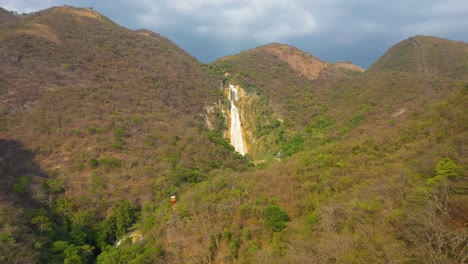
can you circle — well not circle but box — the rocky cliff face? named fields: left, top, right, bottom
left=207, top=82, right=284, bottom=159
left=262, top=43, right=328, bottom=80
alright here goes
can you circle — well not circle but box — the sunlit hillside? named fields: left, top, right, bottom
left=369, top=35, right=468, bottom=80
left=0, top=6, right=466, bottom=264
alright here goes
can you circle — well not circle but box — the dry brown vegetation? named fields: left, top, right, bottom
left=0, top=6, right=467, bottom=263
left=262, top=43, right=328, bottom=80
left=369, top=35, right=468, bottom=80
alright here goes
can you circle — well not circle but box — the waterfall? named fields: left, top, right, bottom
left=229, top=85, right=246, bottom=155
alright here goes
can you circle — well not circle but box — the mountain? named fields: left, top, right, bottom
left=210, top=41, right=462, bottom=158
left=0, top=7, right=249, bottom=262
left=369, top=35, right=468, bottom=79
left=0, top=5, right=251, bottom=201
left=0, top=6, right=466, bottom=264
left=211, top=42, right=364, bottom=127
left=0, top=6, right=216, bottom=113
left=209, top=40, right=467, bottom=263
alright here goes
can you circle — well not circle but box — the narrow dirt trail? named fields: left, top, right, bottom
left=413, top=38, right=428, bottom=76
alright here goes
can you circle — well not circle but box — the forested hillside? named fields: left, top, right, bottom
left=0, top=6, right=466, bottom=263
left=0, top=6, right=248, bottom=263
left=369, top=35, right=468, bottom=80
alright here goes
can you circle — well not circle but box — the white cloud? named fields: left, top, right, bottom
left=156, top=0, right=321, bottom=42
left=253, top=9, right=318, bottom=42
left=134, top=0, right=161, bottom=26
left=223, top=6, right=258, bottom=25
left=1, top=0, right=57, bottom=13
left=419, top=1, right=468, bottom=16
left=168, top=0, right=236, bottom=13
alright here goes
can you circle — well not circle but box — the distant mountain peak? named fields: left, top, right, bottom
left=369, top=35, right=468, bottom=79
left=256, top=42, right=328, bottom=80
left=217, top=42, right=364, bottom=81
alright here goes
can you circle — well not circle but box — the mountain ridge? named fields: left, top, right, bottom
left=0, top=6, right=214, bottom=114
left=217, top=42, right=365, bottom=80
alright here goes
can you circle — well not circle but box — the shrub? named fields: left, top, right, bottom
left=42, top=178, right=65, bottom=194
left=144, top=138, right=154, bottom=147
left=99, top=158, right=121, bottom=167
left=89, top=158, right=99, bottom=168
left=111, top=143, right=123, bottom=150
left=13, top=175, right=31, bottom=195
left=71, top=128, right=81, bottom=135
left=282, top=134, right=305, bottom=156
left=305, top=213, right=320, bottom=226
left=170, top=166, right=202, bottom=186
left=87, top=127, right=96, bottom=134
left=228, top=238, right=240, bottom=259
left=113, top=127, right=125, bottom=137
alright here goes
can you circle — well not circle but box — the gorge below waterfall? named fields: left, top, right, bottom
left=228, top=85, right=247, bottom=155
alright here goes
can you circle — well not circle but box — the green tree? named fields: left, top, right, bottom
left=51, top=240, right=94, bottom=264
left=96, top=244, right=164, bottom=264
left=100, top=199, right=140, bottom=244
left=170, top=165, right=202, bottom=186
left=264, top=205, right=290, bottom=231
left=427, top=158, right=460, bottom=186
left=435, top=158, right=459, bottom=178
left=31, top=209, right=54, bottom=237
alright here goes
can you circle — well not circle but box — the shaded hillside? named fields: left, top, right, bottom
left=0, top=7, right=18, bottom=26
left=0, top=139, right=43, bottom=263
left=369, top=35, right=468, bottom=79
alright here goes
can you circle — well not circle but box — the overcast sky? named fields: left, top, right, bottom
left=2, top=0, right=468, bottom=68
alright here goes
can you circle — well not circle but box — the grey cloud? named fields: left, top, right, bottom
left=3, top=0, right=468, bottom=68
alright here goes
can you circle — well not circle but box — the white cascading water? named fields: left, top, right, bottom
left=229, top=85, right=246, bottom=155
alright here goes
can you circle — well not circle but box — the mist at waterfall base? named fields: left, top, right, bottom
left=228, top=85, right=247, bottom=156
